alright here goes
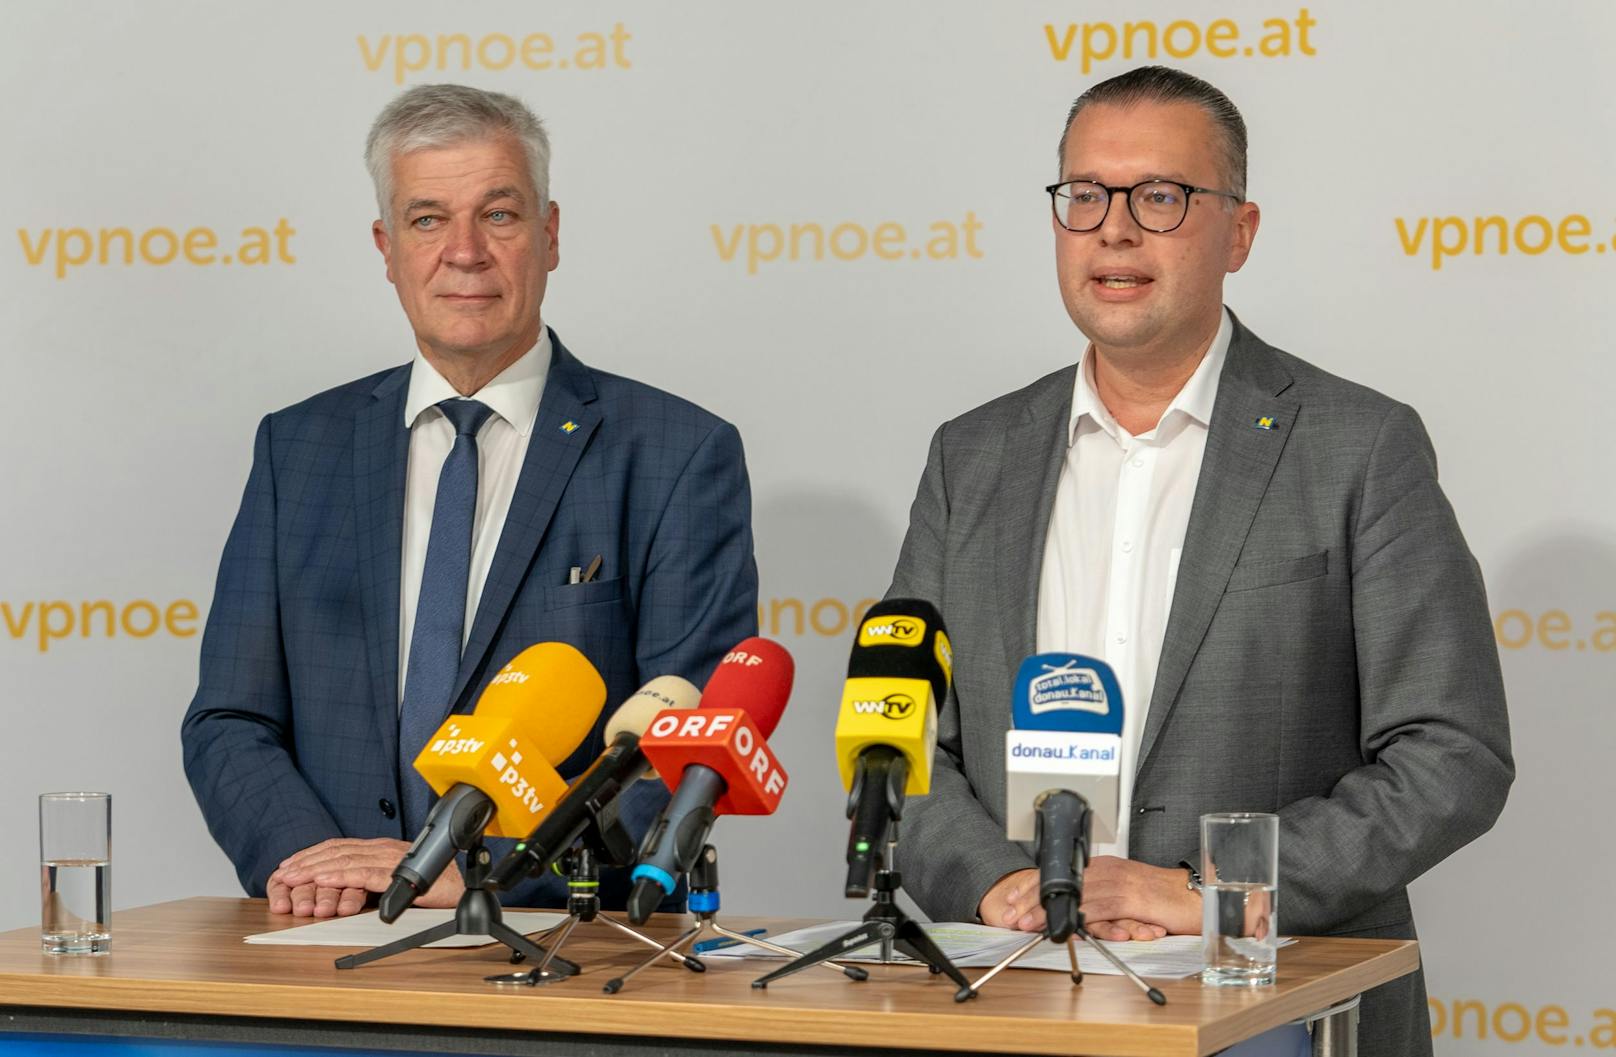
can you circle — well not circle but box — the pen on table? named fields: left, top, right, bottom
left=692, top=928, right=766, bottom=954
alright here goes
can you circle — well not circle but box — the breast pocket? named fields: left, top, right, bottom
left=1226, top=550, right=1329, bottom=592
left=543, top=576, right=625, bottom=610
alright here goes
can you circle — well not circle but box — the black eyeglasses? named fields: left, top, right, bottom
left=1045, top=180, right=1242, bottom=234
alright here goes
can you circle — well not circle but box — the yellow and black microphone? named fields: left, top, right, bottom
left=833, top=599, right=952, bottom=897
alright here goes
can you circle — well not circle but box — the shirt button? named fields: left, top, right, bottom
left=378, top=798, right=397, bottom=820
left=1114, top=634, right=1127, bottom=644
left=1131, top=456, right=1144, bottom=468
left=1121, top=540, right=1134, bottom=553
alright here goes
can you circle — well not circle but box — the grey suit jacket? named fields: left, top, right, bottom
left=888, top=314, right=1511, bottom=999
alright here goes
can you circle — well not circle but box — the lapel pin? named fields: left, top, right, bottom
left=1253, top=416, right=1277, bottom=431
left=559, top=420, right=579, bottom=435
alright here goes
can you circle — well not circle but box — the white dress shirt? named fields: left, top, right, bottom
left=398, top=330, right=551, bottom=706
left=1035, top=309, right=1231, bottom=858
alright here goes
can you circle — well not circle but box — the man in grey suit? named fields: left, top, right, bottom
left=887, top=66, right=1511, bottom=1056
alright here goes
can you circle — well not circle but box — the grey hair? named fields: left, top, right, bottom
left=364, top=84, right=551, bottom=225
left=1057, top=65, right=1247, bottom=201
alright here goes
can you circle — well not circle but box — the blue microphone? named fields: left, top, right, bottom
left=1004, top=653, right=1125, bottom=844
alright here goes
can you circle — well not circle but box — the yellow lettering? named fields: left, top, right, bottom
left=165, top=600, right=199, bottom=638
left=121, top=601, right=160, bottom=639
left=768, top=597, right=805, bottom=637
left=789, top=222, right=825, bottom=261
left=80, top=601, right=115, bottom=638
left=239, top=227, right=271, bottom=265
left=1081, top=22, right=1117, bottom=74
left=810, top=598, right=849, bottom=637
left=478, top=33, right=516, bottom=70
left=1431, top=217, right=1466, bottom=271
left=39, top=601, right=73, bottom=653
left=747, top=224, right=783, bottom=275
left=1537, top=609, right=1571, bottom=650
left=1122, top=21, right=1157, bottom=60
left=139, top=227, right=178, bottom=266
left=610, top=22, right=631, bottom=67
left=1, top=602, right=33, bottom=639
left=829, top=223, right=866, bottom=261
left=1394, top=217, right=1427, bottom=257
left=17, top=229, right=50, bottom=266
left=1535, top=1004, right=1568, bottom=1045
left=437, top=33, right=470, bottom=71
left=1206, top=19, right=1239, bottom=57
left=1514, top=214, right=1553, bottom=255
left=1296, top=8, right=1318, bottom=55
left=274, top=218, right=297, bottom=264
left=356, top=34, right=389, bottom=73
left=1162, top=20, right=1199, bottom=59
left=394, top=33, right=431, bottom=85
left=574, top=31, right=607, bottom=69
left=1594, top=612, right=1616, bottom=652
left=1258, top=18, right=1292, bottom=56
left=55, top=228, right=93, bottom=279
left=872, top=222, right=904, bottom=260
left=710, top=224, right=744, bottom=263
left=521, top=32, right=554, bottom=70
left=183, top=227, right=216, bottom=265
left=1043, top=23, right=1078, bottom=61
left=99, top=227, right=133, bottom=265
left=1492, top=1003, right=1530, bottom=1044
left=1493, top=609, right=1532, bottom=649
left=1474, top=215, right=1508, bottom=255
left=927, top=221, right=959, bottom=260
left=1453, top=999, right=1487, bottom=1039
left=963, top=211, right=984, bottom=258
left=1557, top=214, right=1591, bottom=254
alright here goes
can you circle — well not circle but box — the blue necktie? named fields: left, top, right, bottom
left=398, top=398, right=495, bottom=834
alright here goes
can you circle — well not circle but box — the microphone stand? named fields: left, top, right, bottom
left=604, top=844, right=869, bottom=994
left=484, top=843, right=705, bottom=985
left=957, top=791, right=1165, bottom=1005
left=334, top=838, right=579, bottom=976
left=750, top=823, right=970, bottom=991
left=752, top=750, right=969, bottom=992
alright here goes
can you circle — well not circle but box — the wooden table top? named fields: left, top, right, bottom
left=0, top=898, right=1418, bottom=1057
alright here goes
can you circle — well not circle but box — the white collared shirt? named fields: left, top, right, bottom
left=1035, top=309, right=1231, bottom=858
left=398, top=330, right=551, bottom=705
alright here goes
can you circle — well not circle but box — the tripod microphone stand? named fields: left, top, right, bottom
left=957, top=790, right=1165, bottom=1005
left=752, top=748, right=970, bottom=992
left=335, top=838, right=579, bottom=976
left=484, top=844, right=705, bottom=985
left=604, top=844, right=869, bottom=994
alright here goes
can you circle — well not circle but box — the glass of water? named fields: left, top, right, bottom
left=39, top=792, right=111, bottom=955
left=1200, top=811, right=1278, bottom=986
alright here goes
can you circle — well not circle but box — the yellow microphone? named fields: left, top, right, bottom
left=834, top=600, right=951, bottom=896
left=380, top=642, right=606, bottom=921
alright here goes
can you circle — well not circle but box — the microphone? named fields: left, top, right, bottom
left=379, top=642, right=606, bottom=922
left=1004, top=653, right=1125, bottom=941
left=484, top=676, right=702, bottom=890
left=624, top=638, right=793, bottom=924
left=834, top=599, right=951, bottom=896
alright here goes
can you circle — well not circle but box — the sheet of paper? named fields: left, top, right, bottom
left=243, top=909, right=567, bottom=948
left=703, top=920, right=1292, bottom=980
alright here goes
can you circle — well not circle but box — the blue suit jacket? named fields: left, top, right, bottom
left=181, top=332, right=759, bottom=907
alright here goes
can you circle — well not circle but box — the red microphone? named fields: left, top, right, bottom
left=626, top=638, right=794, bottom=923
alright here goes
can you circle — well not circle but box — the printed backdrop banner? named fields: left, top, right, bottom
left=2, top=3, right=1611, bottom=1052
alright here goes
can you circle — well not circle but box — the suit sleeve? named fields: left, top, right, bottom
left=180, top=415, right=343, bottom=896
left=1278, top=402, right=1514, bottom=933
left=888, top=423, right=1035, bottom=923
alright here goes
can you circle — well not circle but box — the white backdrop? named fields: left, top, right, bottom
left=3, top=3, right=1612, bottom=1052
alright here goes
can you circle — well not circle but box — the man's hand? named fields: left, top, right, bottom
left=979, top=868, right=1045, bottom=931
left=267, top=838, right=465, bottom=917
left=1079, top=855, right=1200, bottom=938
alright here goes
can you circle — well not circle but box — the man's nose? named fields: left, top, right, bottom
left=1097, top=190, right=1143, bottom=247
left=441, top=217, right=490, bottom=267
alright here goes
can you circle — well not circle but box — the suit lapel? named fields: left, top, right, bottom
left=354, top=365, right=412, bottom=765
left=996, top=367, right=1076, bottom=676
left=1135, top=320, right=1298, bottom=773
left=451, top=332, right=600, bottom=709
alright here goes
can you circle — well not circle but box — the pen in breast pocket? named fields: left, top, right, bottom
left=693, top=928, right=766, bottom=954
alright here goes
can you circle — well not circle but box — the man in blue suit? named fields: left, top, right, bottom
left=181, top=84, right=757, bottom=917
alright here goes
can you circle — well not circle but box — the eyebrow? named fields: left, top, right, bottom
left=402, top=187, right=528, bottom=215
left=1063, top=171, right=1192, bottom=185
